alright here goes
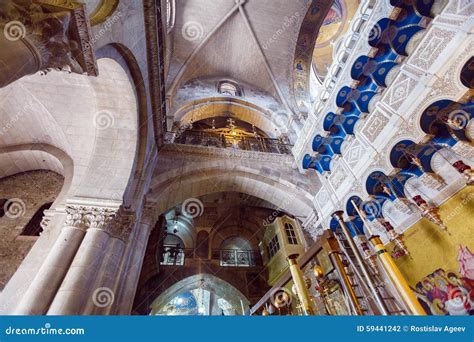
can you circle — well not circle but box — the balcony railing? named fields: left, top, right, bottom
left=217, top=249, right=259, bottom=267
left=174, top=130, right=292, bottom=155
left=160, top=245, right=261, bottom=267
left=160, top=245, right=186, bottom=265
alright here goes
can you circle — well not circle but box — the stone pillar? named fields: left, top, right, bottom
left=0, top=0, right=97, bottom=88
left=112, top=205, right=158, bottom=315
left=85, top=210, right=135, bottom=315
left=13, top=205, right=90, bottom=315
left=47, top=205, right=121, bottom=315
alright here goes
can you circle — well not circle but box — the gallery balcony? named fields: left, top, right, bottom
left=171, top=129, right=293, bottom=155
left=160, top=244, right=262, bottom=268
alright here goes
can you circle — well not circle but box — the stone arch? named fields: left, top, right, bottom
left=0, top=143, right=73, bottom=207
left=362, top=167, right=391, bottom=197
left=342, top=192, right=366, bottom=212
left=455, top=53, right=474, bottom=91
left=414, top=95, right=465, bottom=140
left=95, top=43, right=150, bottom=206
left=209, top=219, right=262, bottom=252
left=149, top=273, right=250, bottom=315
left=0, top=53, right=141, bottom=205
left=175, top=97, right=284, bottom=137
left=292, top=0, right=335, bottom=113
left=148, top=167, right=315, bottom=220
left=383, top=136, right=419, bottom=173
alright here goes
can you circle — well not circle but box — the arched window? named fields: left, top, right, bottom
left=220, top=237, right=255, bottom=267
left=284, top=223, right=298, bottom=245
left=220, top=237, right=252, bottom=251
left=161, top=234, right=185, bottom=265
left=20, top=202, right=52, bottom=236
left=218, top=80, right=241, bottom=96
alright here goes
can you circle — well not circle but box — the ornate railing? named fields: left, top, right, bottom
left=216, top=249, right=260, bottom=267
left=160, top=245, right=261, bottom=267
left=174, top=130, right=292, bottom=155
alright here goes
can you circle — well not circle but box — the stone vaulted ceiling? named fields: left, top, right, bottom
left=164, top=0, right=319, bottom=129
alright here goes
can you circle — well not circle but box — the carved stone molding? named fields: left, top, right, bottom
left=343, top=138, right=365, bottom=169
left=382, top=73, right=417, bottom=111
left=162, top=143, right=295, bottom=166
left=65, top=205, right=118, bottom=231
left=408, top=27, right=456, bottom=71
left=361, top=109, right=390, bottom=143
left=64, top=204, right=136, bottom=242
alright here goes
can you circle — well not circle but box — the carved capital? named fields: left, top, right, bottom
left=88, top=206, right=118, bottom=230
left=107, top=208, right=136, bottom=242
left=64, top=205, right=91, bottom=230
left=142, top=204, right=159, bottom=226
left=0, top=0, right=98, bottom=76
left=65, top=205, right=118, bottom=231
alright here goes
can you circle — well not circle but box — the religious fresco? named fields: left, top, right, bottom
left=414, top=245, right=474, bottom=315
left=292, top=0, right=333, bottom=112
left=312, top=0, right=360, bottom=81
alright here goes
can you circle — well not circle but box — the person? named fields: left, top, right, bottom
left=445, top=283, right=469, bottom=315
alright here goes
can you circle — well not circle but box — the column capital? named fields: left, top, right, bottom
left=141, top=202, right=160, bottom=226
left=0, top=0, right=98, bottom=76
left=64, top=205, right=118, bottom=231
left=107, top=208, right=136, bottom=242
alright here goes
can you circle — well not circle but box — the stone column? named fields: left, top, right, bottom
left=13, top=205, right=90, bottom=315
left=112, top=205, right=158, bottom=315
left=47, top=206, right=120, bottom=315
left=0, top=0, right=97, bottom=88
left=85, top=210, right=136, bottom=315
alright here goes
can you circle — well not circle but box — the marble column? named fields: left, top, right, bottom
left=13, top=205, right=90, bottom=315
left=47, top=206, right=120, bottom=315
left=0, top=0, right=97, bottom=88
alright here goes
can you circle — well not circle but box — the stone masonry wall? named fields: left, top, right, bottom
left=0, top=170, right=63, bottom=290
